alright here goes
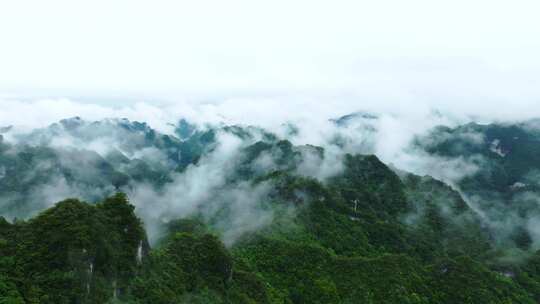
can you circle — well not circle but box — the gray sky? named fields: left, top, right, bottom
left=3, top=1, right=540, bottom=246
left=1, top=0, right=540, bottom=123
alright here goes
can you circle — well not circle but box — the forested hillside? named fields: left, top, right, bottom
left=2, top=117, right=540, bottom=303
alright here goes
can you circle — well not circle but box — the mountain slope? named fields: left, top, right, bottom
left=2, top=151, right=537, bottom=303
left=415, top=121, right=540, bottom=250
left=2, top=117, right=540, bottom=303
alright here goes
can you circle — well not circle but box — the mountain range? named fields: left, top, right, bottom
left=2, top=114, right=540, bottom=303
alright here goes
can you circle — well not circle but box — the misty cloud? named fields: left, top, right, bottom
left=128, top=131, right=276, bottom=244
left=2, top=98, right=540, bottom=253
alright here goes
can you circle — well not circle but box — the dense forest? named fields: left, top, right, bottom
left=2, top=116, right=540, bottom=303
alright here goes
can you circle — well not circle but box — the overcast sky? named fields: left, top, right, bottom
left=1, top=0, right=540, bottom=123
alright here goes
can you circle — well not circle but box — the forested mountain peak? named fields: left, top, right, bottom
left=2, top=116, right=540, bottom=303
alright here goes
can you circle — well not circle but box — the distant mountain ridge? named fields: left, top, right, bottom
left=414, top=120, right=540, bottom=250
left=2, top=115, right=540, bottom=303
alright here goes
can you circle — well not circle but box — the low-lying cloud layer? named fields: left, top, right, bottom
left=2, top=98, right=540, bottom=250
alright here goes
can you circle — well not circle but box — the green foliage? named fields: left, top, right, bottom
left=428, top=256, right=534, bottom=304
left=416, top=122, right=540, bottom=251
left=0, top=275, right=24, bottom=304
left=401, top=174, right=492, bottom=261
left=0, top=193, right=146, bottom=304
left=131, top=231, right=273, bottom=304
left=2, top=142, right=540, bottom=303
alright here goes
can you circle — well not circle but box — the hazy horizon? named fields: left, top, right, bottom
left=1, top=0, right=540, bottom=126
